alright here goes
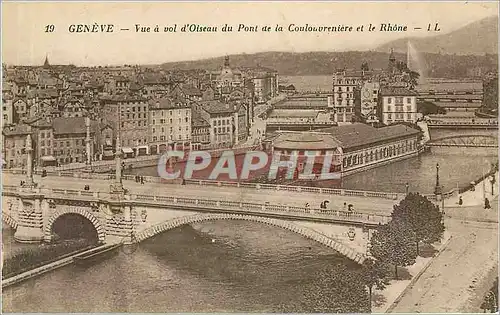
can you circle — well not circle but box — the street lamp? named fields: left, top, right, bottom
left=490, top=175, right=496, bottom=196
left=405, top=182, right=409, bottom=195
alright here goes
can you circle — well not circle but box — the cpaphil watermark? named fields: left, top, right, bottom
left=157, top=150, right=341, bottom=181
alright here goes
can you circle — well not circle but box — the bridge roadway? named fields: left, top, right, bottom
left=3, top=173, right=399, bottom=216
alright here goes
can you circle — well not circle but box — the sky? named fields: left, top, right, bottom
left=2, top=1, right=498, bottom=66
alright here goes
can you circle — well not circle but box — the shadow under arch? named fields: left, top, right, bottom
left=45, top=208, right=105, bottom=243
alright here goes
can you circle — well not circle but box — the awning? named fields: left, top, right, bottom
left=41, top=156, right=56, bottom=162
left=122, top=147, right=134, bottom=154
left=103, top=150, right=114, bottom=157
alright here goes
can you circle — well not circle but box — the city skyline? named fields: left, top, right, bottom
left=2, top=1, right=498, bottom=66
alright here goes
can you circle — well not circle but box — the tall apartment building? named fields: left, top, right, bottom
left=148, top=97, right=192, bottom=154
left=332, top=69, right=363, bottom=123
left=102, top=95, right=149, bottom=156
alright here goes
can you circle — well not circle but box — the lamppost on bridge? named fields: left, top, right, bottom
left=434, top=163, right=445, bottom=215
left=110, top=104, right=125, bottom=197
left=405, top=182, right=410, bottom=195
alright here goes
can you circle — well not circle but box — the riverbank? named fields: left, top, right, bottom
left=372, top=231, right=452, bottom=313
left=2, top=243, right=116, bottom=288
left=2, top=239, right=97, bottom=280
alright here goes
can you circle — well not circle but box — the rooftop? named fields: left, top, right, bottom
left=53, top=117, right=97, bottom=135
left=380, top=87, right=418, bottom=96
left=201, top=100, right=237, bottom=115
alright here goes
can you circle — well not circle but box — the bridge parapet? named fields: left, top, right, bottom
left=2, top=171, right=405, bottom=201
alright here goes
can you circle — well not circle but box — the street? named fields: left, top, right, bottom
left=389, top=198, right=499, bottom=313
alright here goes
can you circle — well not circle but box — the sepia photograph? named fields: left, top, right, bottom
left=1, top=1, right=499, bottom=313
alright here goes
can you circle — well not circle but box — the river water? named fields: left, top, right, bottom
left=3, top=221, right=366, bottom=313
left=130, top=147, right=498, bottom=194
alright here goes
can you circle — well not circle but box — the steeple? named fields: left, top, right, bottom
left=388, top=48, right=396, bottom=73
left=389, top=48, right=396, bottom=62
left=224, top=55, right=230, bottom=68
left=43, top=54, right=50, bottom=68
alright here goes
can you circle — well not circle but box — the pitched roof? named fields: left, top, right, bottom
left=3, top=124, right=32, bottom=136
left=191, top=110, right=210, bottom=127
left=273, top=132, right=341, bottom=150
left=318, top=123, right=420, bottom=150
left=380, top=87, right=418, bottom=96
left=201, top=100, right=236, bottom=115
left=52, top=117, right=97, bottom=135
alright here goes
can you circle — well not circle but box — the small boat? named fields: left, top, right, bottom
left=73, top=244, right=122, bottom=266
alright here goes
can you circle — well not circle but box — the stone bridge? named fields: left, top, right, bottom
left=2, top=183, right=392, bottom=265
left=427, top=120, right=498, bottom=143
left=427, top=134, right=498, bottom=148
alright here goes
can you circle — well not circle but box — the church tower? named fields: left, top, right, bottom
left=223, top=55, right=230, bottom=68
left=388, top=48, right=396, bottom=74
left=43, top=54, right=50, bottom=68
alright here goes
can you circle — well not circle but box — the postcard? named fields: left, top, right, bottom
left=1, top=1, right=498, bottom=313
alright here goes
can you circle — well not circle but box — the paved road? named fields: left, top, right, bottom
left=390, top=199, right=499, bottom=313
left=3, top=173, right=399, bottom=215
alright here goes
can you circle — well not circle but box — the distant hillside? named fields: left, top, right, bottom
left=376, top=15, right=498, bottom=55
left=161, top=51, right=497, bottom=78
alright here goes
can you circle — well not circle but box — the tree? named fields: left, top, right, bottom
left=391, top=193, right=445, bottom=256
left=417, top=101, right=447, bottom=116
left=481, top=277, right=498, bottom=313
left=305, top=263, right=370, bottom=313
left=370, top=220, right=417, bottom=279
left=361, top=258, right=390, bottom=312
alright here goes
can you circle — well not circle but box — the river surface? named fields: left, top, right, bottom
left=3, top=221, right=365, bottom=313
left=130, top=147, right=497, bottom=194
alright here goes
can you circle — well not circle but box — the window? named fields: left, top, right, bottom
left=185, top=117, right=188, bottom=123
left=161, top=127, right=164, bottom=133
left=388, top=113, right=392, bottom=119
left=169, top=119, right=172, bottom=124
left=169, top=110, right=172, bottom=116
left=387, top=98, right=392, bottom=104
left=152, top=128, right=156, bottom=133
left=407, top=113, right=412, bottom=120
left=153, top=136, right=157, bottom=141
left=406, top=98, right=412, bottom=104
left=152, top=119, right=156, bottom=124
left=407, top=106, right=412, bottom=112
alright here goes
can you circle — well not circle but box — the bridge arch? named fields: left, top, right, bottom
left=136, top=213, right=366, bottom=264
left=44, top=208, right=105, bottom=243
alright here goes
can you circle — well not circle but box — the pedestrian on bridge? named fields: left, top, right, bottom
left=485, top=198, right=491, bottom=209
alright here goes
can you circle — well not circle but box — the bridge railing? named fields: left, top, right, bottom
left=428, top=120, right=498, bottom=126
left=2, top=185, right=390, bottom=225
left=2, top=171, right=404, bottom=201
left=183, top=179, right=401, bottom=200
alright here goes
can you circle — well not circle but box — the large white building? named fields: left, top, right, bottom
left=379, top=87, right=418, bottom=125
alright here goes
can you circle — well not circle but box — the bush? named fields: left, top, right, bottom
left=2, top=239, right=97, bottom=279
